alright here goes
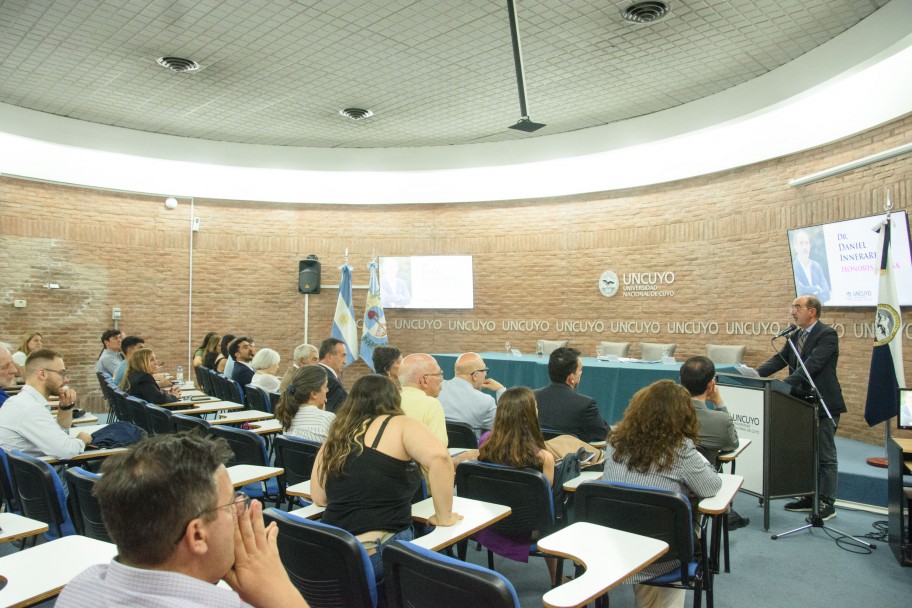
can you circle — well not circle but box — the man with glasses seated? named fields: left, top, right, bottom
left=398, top=353, right=448, bottom=448
left=0, top=348, right=92, bottom=458
left=57, top=432, right=308, bottom=608
left=438, top=352, right=505, bottom=438
left=0, top=343, right=17, bottom=406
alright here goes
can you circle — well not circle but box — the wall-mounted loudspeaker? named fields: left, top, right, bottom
left=298, top=257, right=321, bottom=294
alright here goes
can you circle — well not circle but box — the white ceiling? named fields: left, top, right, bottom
left=1, top=0, right=910, bottom=203
left=0, top=0, right=892, bottom=148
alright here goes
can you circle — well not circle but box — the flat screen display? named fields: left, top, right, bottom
left=787, top=211, right=912, bottom=307
left=899, top=388, right=912, bottom=430
left=379, top=256, right=474, bottom=309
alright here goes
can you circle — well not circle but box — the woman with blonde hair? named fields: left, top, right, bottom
left=200, top=333, right=221, bottom=369
left=602, top=379, right=721, bottom=608
left=121, top=348, right=181, bottom=405
left=310, top=374, right=461, bottom=580
left=12, top=331, right=42, bottom=377
left=192, top=331, right=218, bottom=368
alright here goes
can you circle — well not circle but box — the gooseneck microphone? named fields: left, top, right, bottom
left=774, top=324, right=799, bottom=338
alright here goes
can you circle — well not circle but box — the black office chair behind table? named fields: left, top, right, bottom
left=383, top=540, right=521, bottom=608
left=208, top=425, right=279, bottom=504
left=445, top=420, right=478, bottom=449
left=574, top=481, right=712, bottom=608
left=171, top=413, right=212, bottom=434
left=65, top=467, right=112, bottom=542
left=273, top=435, right=321, bottom=510
left=124, top=395, right=154, bottom=434
left=146, top=403, right=175, bottom=435
left=8, top=450, right=76, bottom=542
left=263, top=508, right=379, bottom=608
left=244, top=385, right=274, bottom=414
left=455, top=461, right=562, bottom=581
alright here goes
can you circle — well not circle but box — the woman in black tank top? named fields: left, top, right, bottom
left=310, top=375, right=461, bottom=580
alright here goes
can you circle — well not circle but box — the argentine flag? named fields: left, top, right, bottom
left=331, top=264, right=358, bottom=367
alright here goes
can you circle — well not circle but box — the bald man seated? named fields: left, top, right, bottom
left=438, top=352, right=505, bottom=437
left=397, top=353, right=448, bottom=447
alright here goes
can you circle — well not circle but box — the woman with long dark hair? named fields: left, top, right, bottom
left=214, top=334, right=235, bottom=374
left=192, top=331, right=218, bottom=368
left=477, top=386, right=556, bottom=583
left=275, top=365, right=334, bottom=443
left=310, top=374, right=461, bottom=579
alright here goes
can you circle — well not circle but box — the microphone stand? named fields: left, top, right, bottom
left=770, top=331, right=874, bottom=548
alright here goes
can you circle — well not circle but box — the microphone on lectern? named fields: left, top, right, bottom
left=774, top=324, right=799, bottom=338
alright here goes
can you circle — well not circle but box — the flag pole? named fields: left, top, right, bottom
left=867, top=188, right=895, bottom=468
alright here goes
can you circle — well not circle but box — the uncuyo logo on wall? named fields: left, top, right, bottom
left=599, top=270, right=620, bottom=297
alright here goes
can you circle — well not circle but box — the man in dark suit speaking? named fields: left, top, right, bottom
left=534, top=347, right=608, bottom=443
left=758, top=295, right=846, bottom=521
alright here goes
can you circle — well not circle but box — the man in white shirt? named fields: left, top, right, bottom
left=438, top=352, right=505, bottom=437
left=57, top=432, right=308, bottom=608
left=0, top=349, right=92, bottom=458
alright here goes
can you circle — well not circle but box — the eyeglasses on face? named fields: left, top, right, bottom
left=471, top=368, right=489, bottom=375
left=40, top=368, right=69, bottom=378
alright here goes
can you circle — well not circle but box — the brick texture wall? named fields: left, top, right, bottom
left=2, top=113, right=911, bottom=445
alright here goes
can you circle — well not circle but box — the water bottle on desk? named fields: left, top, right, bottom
left=176, top=365, right=184, bottom=386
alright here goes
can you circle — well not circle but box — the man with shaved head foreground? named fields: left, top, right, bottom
left=57, top=432, right=308, bottom=607
left=438, top=352, right=505, bottom=437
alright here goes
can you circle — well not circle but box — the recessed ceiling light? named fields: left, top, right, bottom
left=339, top=108, right=374, bottom=121
left=156, top=56, right=200, bottom=72
left=622, top=1, right=670, bottom=24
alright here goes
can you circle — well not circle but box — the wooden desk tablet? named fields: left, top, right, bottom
left=538, top=522, right=669, bottom=608
left=245, top=418, right=283, bottom=435
left=0, top=513, right=48, bottom=544
left=286, top=480, right=312, bottom=499
left=227, top=464, right=283, bottom=488
left=172, top=401, right=243, bottom=416
left=0, top=535, right=117, bottom=607
left=409, top=495, right=511, bottom=552
left=209, top=410, right=274, bottom=425
left=562, top=471, right=603, bottom=492
left=289, top=503, right=326, bottom=520
left=698, top=473, right=744, bottom=575
left=42, top=447, right=130, bottom=464
left=56, top=413, right=99, bottom=425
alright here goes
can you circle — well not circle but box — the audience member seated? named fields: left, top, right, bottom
left=121, top=348, right=181, bottom=405
left=0, top=349, right=92, bottom=458
left=397, top=353, right=448, bottom=447
left=275, top=365, right=335, bottom=443
left=94, top=329, right=125, bottom=376
left=318, top=337, right=348, bottom=413
left=310, top=375, right=461, bottom=580
left=56, top=432, right=309, bottom=608
left=534, top=347, right=608, bottom=442
left=113, top=335, right=144, bottom=385
left=0, top=343, right=17, bottom=406
left=229, top=337, right=256, bottom=387
left=601, top=379, right=722, bottom=608
left=201, top=333, right=222, bottom=369
left=215, top=334, right=236, bottom=374
left=439, top=352, right=505, bottom=437
left=249, top=348, right=281, bottom=393
left=12, top=330, right=42, bottom=379
left=193, top=331, right=218, bottom=368
left=279, top=343, right=319, bottom=392
left=680, top=355, right=748, bottom=530
left=476, top=386, right=557, bottom=583
left=372, top=345, right=402, bottom=385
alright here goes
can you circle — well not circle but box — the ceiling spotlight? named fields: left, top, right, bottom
left=622, top=1, right=671, bottom=23
left=164, top=197, right=178, bottom=209
left=339, top=108, right=374, bottom=121
left=156, top=56, right=200, bottom=72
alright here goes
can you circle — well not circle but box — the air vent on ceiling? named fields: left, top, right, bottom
left=156, top=56, right=200, bottom=72
left=339, top=108, right=374, bottom=121
left=622, top=1, right=670, bottom=23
